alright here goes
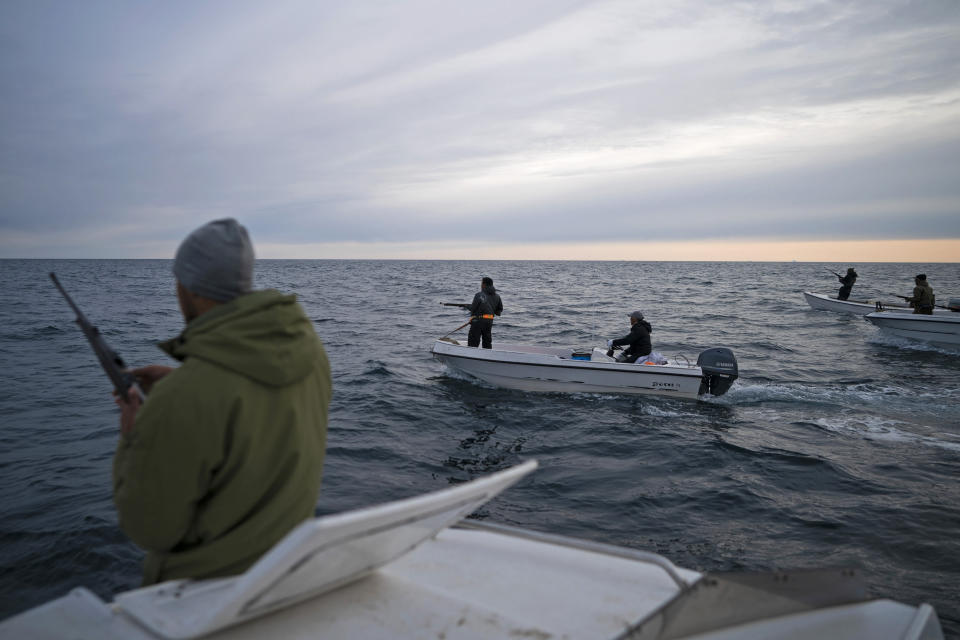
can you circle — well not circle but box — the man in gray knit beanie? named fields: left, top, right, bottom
left=114, top=217, right=332, bottom=585
left=173, top=218, right=254, bottom=303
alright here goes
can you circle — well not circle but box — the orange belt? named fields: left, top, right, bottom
left=478, top=314, right=495, bottom=320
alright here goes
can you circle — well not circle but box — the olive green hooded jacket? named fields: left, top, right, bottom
left=910, top=282, right=935, bottom=310
left=113, top=290, right=331, bottom=584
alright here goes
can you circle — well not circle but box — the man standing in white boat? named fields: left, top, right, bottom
left=467, top=276, right=503, bottom=348
left=113, top=218, right=332, bottom=585
left=606, top=310, right=665, bottom=363
left=836, top=267, right=858, bottom=300
left=905, top=273, right=935, bottom=314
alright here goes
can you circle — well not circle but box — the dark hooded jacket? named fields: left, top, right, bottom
left=839, top=270, right=857, bottom=287
left=113, top=289, right=332, bottom=585
left=469, top=285, right=503, bottom=319
left=909, top=280, right=935, bottom=310
left=612, top=319, right=653, bottom=357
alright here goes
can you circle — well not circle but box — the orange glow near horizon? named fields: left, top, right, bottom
left=256, top=238, right=960, bottom=262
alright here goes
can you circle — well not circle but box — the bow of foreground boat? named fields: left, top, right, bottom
left=864, top=312, right=960, bottom=348
left=0, top=461, right=943, bottom=640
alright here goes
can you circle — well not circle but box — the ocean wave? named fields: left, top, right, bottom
left=719, top=380, right=958, bottom=408
left=866, top=330, right=960, bottom=354
left=812, top=416, right=960, bottom=453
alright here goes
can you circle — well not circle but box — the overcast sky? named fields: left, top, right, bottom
left=1, top=0, right=959, bottom=259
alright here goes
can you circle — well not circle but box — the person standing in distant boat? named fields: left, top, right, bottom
left=467, top=276, right=503, bottom=348
left=837, top=267, right=858, bottom=301
left=906, top=274, right=935, bottom=314
left=606, top=310, right=654, bottom=363
left=113, top=218, right=332, bottom=585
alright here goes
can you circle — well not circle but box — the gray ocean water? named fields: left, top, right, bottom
left=0, top=259, right=958, bottom=634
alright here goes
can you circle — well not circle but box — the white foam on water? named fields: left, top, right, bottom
left=866, top=329, right=960, bottom=354
left=640, top=404, right=687, bottom=418
left=720, top=380, right=958, bottom=409
left=715, top=382, right=831, bottom=405
left=567, top=392, right=694, bottom=417
left=813, top=415, right=960, bottom=453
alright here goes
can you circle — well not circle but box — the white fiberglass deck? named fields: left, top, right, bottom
left=0, top=462, right=943, bottom=640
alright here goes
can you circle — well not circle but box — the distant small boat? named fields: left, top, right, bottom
left=431, top=339, right=738, bottom=399
left=865, top=312, right=960, bottom=348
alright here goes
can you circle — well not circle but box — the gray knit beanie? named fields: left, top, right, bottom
left=173, top=218, right=254, bottom=302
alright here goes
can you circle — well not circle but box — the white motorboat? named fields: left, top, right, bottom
left=865, top=311, right=960, bottom=348
left=803, top=291, right=918, bottom=315
left=431, top=339, right=739, bottom=399
left=0, top=461, right=944, bottom=640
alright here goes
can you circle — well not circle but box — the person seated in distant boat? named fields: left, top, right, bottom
left=113, top=218, right=332, bottom=586
left=906, top=274, right=935, bottom=315
left=467, top=276, right=503, bottom=348
left=606, top=310, right=653, bottom=363
left=837, top=267, right=858, bottom=301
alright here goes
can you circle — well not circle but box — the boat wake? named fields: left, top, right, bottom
left=866, top=330, right=960, bottom=354
left=715, top=381, right=960, bottom=452
left=720, top=380, right=958, bottom=407
left=812, top=416, right=960, bottom=453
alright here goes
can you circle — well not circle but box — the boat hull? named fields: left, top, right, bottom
left=804, top=292, right=905, bottom=315
left=431, top=340, right=708, bottom=399
left=803, top=292, right=952, bottom=317
left=865, top=312, right=960, bottom=348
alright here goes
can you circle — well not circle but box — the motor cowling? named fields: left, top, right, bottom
left=697, top=348, right=738, bottom=396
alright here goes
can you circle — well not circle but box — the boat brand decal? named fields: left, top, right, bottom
left=651, top=381, right=680, bottom=389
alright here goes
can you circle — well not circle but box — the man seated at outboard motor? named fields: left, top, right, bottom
left=606, top=310, right=654, bottom=363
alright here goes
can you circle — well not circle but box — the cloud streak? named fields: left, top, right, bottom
left=1, top=0, right=958, bottom=258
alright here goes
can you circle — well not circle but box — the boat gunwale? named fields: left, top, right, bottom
left=803, top=291, right=912, bottom=309
left=431, top=342, right=704, bottom=380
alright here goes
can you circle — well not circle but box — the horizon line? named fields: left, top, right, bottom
left=4, top=257, right=959, bottom=264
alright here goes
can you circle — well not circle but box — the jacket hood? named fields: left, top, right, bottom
left=159, top=289, right=321, bottom=387
left=637, top=319, right=653, bottom=333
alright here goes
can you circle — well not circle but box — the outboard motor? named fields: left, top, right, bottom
left=697, top=348, right=739, bottom=396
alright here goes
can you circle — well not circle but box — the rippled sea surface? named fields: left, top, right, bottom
left=1, top=259, right=958, bottom=633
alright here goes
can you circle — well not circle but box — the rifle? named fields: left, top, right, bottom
left=441, top=302, right=471, bottom=309
left=891, top=292, right=950, bottom=310
left=50, top=273, right=144, bottom=402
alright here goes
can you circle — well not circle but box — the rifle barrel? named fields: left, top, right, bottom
left=50, top=273, right=143, bottom=401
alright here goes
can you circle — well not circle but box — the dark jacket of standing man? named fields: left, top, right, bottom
left=837, top=267, right=858, bottom=301
left=468, top=277, right=503, bottom=348
left=113, top=218, right=332, bottom=585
